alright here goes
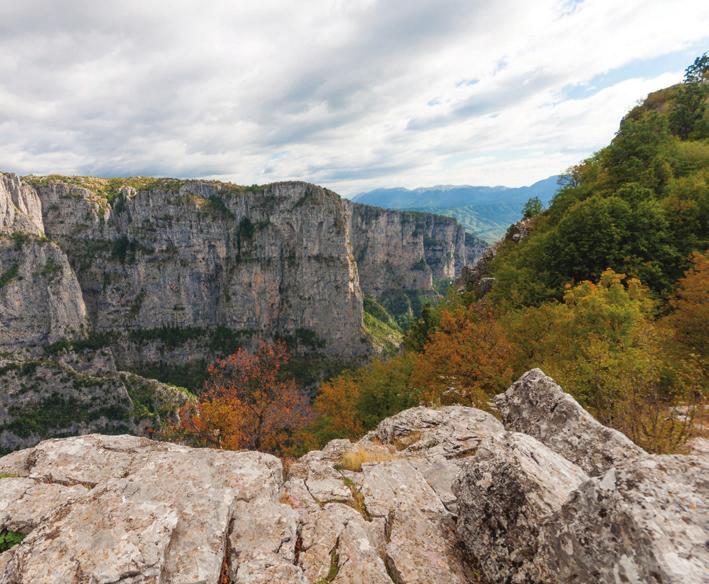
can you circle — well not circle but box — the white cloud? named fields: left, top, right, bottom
left=0, top=0, right=707, bottom=195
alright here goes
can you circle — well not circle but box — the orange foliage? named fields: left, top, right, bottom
left=661, top=252, right=708, bottom=359
left=411, top=303, right=515, bottom=408
left=314, top=375, right=363, bottom=440
left=169, top=341, right=313, bottom=456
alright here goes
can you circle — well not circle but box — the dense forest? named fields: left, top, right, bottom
left=167, top=55, right=708, bottom=457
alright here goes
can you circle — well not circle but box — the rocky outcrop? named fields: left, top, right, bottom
left=0, top=355, right=191, bottom=452
left=1, top=371, right=705, bottom=583
left=454, top=432, right=588, bottom=582
left=495, top=368, right=645, bottom=475
left=533, top=454, right=709, bottom=584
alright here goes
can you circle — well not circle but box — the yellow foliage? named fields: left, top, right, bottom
left=337, top=448, right=397, bottom=472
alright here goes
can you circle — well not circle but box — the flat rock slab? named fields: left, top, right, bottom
left=1, top=434, right=283, bottom=584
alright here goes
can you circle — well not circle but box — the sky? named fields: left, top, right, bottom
left=0, top=1, right=707, bottom=197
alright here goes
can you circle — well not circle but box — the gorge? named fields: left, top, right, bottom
left=0, top=172, right=479, bottom=452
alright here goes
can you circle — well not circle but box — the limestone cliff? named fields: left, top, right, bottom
left=0, top=172, right=473, bottom=450
left=0, top=370, right=704, bottom=583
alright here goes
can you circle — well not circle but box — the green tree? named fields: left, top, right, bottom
left=522, top=196, right=544, bottom=218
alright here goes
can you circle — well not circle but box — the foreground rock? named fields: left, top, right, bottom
left=454, top=432, right=588, bottom=582
left=495, top=368, right=645, bottom=475
left=0, top=434, right=283, bottom=583
left=535, top=454, right=709, bottom=583
left=0, top=370, right=706, bottom=583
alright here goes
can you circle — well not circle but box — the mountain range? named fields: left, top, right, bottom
left=353, top=175, right=560, bottom=243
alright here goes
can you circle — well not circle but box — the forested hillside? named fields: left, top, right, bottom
left=307, top=55, right=708, bottom=455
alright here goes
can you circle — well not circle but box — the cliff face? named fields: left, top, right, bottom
left=1, top=370, right=704, bottom=583
left=0, top=174, right=89, bottom=349
left=350, top=204, right=466, bottom=298
left=35, top=179, right=368, bottom=358
left=0, top=172, right=471, bottom=450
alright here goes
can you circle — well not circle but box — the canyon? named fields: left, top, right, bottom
left=0, top=172, right=477, bottom=452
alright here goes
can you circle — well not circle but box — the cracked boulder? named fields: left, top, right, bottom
left=453, top=432, right=588, bottom=583
left=495, top=368, right=645, bottom=475
left=534, top=454, right=709, bottom=584
left=281, top=405, right=498, bottom=584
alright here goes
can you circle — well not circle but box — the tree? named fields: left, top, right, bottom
left=683, top=53, right=708, bottom=84
left=314, top=374, right=363, bottom=442
left=660, top=252, right=708, bottom=359
left=504, top=270, right=704, bottom=452
left=670, top=53, right=708, bottom=139
left=522, top=196, right=544, bottom=218
left=411, top=303, right=515, bottom=408
left=167, top=341, right=313, bottom=456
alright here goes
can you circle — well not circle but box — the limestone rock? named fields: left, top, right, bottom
left=495, top=368, right=645, bottom=475
left=453, top=432, right=588, bottom=583
left=365, top=404, right=504, bottom=459
left=1, top=434, right=283, bottom=583
left=362, top=460, right=469, bottom=583
left=0, top=173, right=44, bottom=235
left=535, top=454, right=709, bottom=584
left=0, top=477, right=88, bottom=534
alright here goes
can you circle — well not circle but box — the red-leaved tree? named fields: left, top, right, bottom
left=170, top=341, right=313, bottom=456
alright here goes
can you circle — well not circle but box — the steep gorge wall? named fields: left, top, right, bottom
left=350, top=203, right=466, bottom=298
left=35, top=179, right=368, bottom=359
left=1, top=172, right=471, bottom=373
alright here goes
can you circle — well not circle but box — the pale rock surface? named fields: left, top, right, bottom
left=453, top=432, right=588, bottom=583
left=0, top=477, right=88, bottom=533
left=1, top=377, right=706, bottom=583
left=280, top=405, right=502, bottom=584
left=0, top=174, right=44, bottom=235
left=1, top=434, right=283, bottom=583
left=534, top=454, right=709, bottom=584
left=495, top=368, right=645, bottom=475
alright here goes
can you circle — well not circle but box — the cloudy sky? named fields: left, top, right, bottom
left=0, top=1, right=707, bottom=197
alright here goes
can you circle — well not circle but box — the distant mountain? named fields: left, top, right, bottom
left=353, top=176, right=560, bottom=243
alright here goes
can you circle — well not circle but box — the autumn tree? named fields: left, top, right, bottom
left=504, top=270, right=704, bottom=452
left=168, top=341, right=313, bottom=456
left=411, top=303, right=515, bottom=408
left=660, top=251, right=708, bottom=359
left=313, top=374, right=363, bottom=442
left=313, top=352, right=420, bottom=443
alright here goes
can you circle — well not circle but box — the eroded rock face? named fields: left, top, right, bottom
left=351, top=204, right=467, bottom=297
left=495, top=368, right=645, bottom=475
left=453, top=432, right=588, bottom=583
left=535, top=454, right=709, bottom=584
